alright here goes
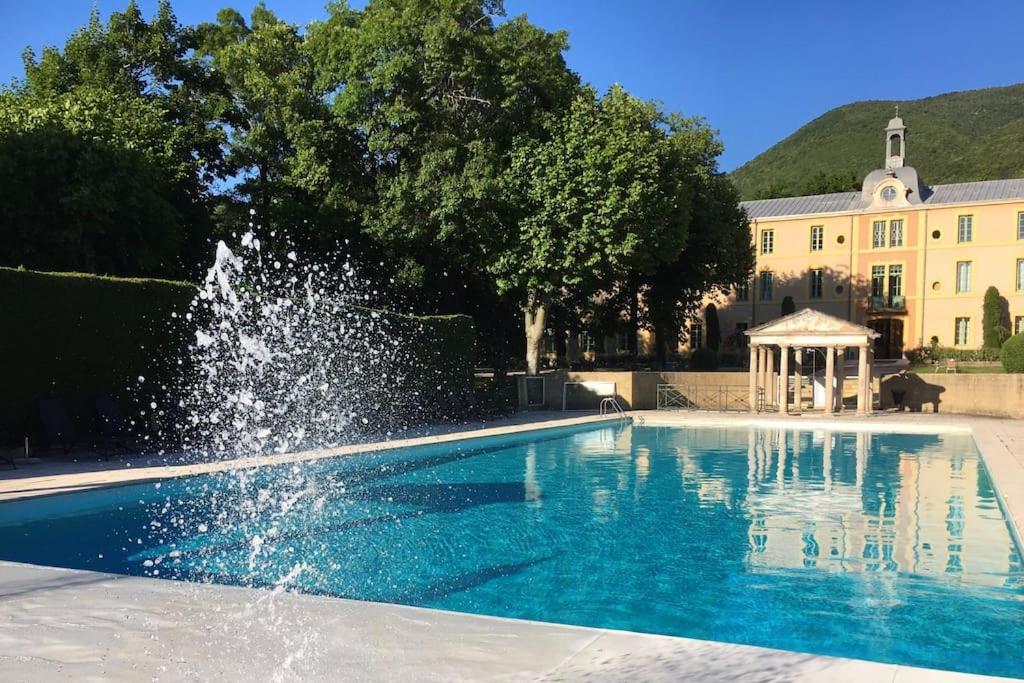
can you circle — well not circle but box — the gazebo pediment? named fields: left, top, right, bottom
left=745, top=309, right=879, bottom=347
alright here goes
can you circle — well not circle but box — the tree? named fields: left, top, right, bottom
left=781, top=295, right=796, bottom=316
left=643, top=172, right=754, bottom=365
left=196, top=4, right=365, bottom=254
left=1, top=0, right=226, bottom=276
left=306, top=0, right=577, bottom=286
left=494, top=86, right=693, bottom=373
left=705, top=304, right=721, bottom=352
left=982, top=285, right=1010, bottom=349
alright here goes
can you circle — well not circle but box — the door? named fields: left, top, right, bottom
left=868, top=318, right=904, bottom=359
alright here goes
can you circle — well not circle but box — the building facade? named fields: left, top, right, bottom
left=696, top=116, right=1024, bottom=358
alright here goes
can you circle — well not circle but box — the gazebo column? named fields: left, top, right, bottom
left=867, top=345, right=875, bottom=414
left=793, top=347, right=804, bottom=413
left=824, top=345, right=836, bottom=416
left=748, top=344, right=759, bottom=413
left=856, top=344, right=869, bottom=415
left=835, top=346, right=846, bottom=413
left=765, top=347, right=775, bottom=408
left=777, top=345, right=790, bottom=414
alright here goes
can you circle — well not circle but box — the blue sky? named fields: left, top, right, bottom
left=2, top=0, right=1022, bottom=170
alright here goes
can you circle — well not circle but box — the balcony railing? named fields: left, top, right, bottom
left=868, top=294, right=906, bottom=312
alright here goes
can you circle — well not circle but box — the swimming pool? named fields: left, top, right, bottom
left=2, top=423, right=1022, bottom=677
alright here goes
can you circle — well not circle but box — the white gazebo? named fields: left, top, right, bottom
left=744, top=309, right=881, bottom=415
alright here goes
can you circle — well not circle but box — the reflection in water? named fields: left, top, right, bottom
left=672, top=426, right=1018, bottom=586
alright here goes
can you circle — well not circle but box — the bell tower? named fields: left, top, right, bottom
left=885, top=109, right=906, bottom=171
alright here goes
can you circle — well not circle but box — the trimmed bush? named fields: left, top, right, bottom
left=0, top=267, right=195, bottom=440
left=1002, top=334, right=1024, bottom=373
left=910, top=345, right=1003, bottom=363
left=705, top=304, right=721, bottom=351
left=690, top=347, right=720, bottom=371
left=982, top=286, right=1010, bottom=349
left=0, top=267, right=475, bottom=444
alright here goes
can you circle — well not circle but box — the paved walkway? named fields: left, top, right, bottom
left=0, top=561, right=1012, bottom=682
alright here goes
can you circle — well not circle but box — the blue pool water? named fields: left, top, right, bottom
left=2, top=423, right=1022, bottom=677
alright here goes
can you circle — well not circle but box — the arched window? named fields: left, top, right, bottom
left=889, top=133, right=902, bottom=158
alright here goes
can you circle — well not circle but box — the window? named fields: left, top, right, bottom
left=956, top=261, right=972, bottom=293
left=810, top=225, right=823, bottom=251
left=616, top=331, right=630, bottom=353
left=871, top=265, right=886, bottom=297
left=872, top=221, right=886, bottom=248
left=887, top=264, right=903, bottom=298
left=1016, top=316, right=1024, bottom=336
left=1017, top=259, right=1024, bottom=292
left=958, top=215, right=973, bottom=243
left=690, top=322, right=703, bottom=349
left=582, top=332, right=595, bottom=354
left=1018, top=212, right=1024, bottom=240
left=759, top=271, right=774, bottom=301
left=809, top=268, right=823, bottom=298
left=543, top=329, right=557, bottom=354
left=735, top=280, right=749, bottom=301
left=954, top=317, right=970, bottom=346
left=889, top=219, right=904, bottom=247
left=761, top=229, right=774, bottom=255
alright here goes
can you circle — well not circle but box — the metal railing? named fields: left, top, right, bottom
left=656, top=384, right=750, bottom=412
left=599, top=396, right=626, bottom=417
left=868, top=294, right=906, bottom=312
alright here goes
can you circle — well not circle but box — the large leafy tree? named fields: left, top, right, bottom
left=641, top=134, right=754, bottom=366
left=306, top=0, right=578, bottom=364
left=196, top=4, right=366, bottom=254
left=0, top=0, right=226, bottom=276
left=495, top=86, right=694, bottom=373
left=308, top=1, right=575, bottom=276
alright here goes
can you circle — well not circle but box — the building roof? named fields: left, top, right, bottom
left=741, top=177, right=1024, bottom=219
left=746, top=309, right=879, bottom=347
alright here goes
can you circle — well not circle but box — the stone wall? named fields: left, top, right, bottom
left=880, top=373, right=1024, bottom=419
left=519, top=369, right=1024, bottom=418
left=518, top=370, right=747, bottom=410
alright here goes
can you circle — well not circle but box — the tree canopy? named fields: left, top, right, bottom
left=1, top=0, right=750, bottom=371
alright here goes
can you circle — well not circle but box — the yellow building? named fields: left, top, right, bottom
left=698, top=116, right=1024, bottom=358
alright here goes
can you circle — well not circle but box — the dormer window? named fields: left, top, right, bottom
left=881, top=186, right=897, bottom=202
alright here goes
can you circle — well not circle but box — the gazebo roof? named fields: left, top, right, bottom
left=745, top=309, right=879, bottom=347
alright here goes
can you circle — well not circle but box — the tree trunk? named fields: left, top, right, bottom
left=524, top=300, right=547, bottom=375
left=627, top=273, right=639, bottom=356
left=566, top=332, right=580, bottom=364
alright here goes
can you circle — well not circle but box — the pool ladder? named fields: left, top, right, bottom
left=599, top=397, right=627, bottom=419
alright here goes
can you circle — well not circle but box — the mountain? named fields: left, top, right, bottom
left=730, top=84, right=1024, bottom=200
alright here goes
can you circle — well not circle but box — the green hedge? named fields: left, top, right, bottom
left=375, top=309, right=476, bottom=423
left=0, top=267, right=194, bottom=440
left=908, top=345, right=1003, bottom=363
left=1002, top=334, right=1024, bottom=373
left=0, top=268, right=476, bottom=444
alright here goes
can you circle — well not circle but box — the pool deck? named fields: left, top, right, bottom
left=2, top=410, right=1023, bottom=682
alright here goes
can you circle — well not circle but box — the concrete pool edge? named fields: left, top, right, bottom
left=0, top=559, right=1016, bottom=682
left=0, top=412, right=624, bottom=503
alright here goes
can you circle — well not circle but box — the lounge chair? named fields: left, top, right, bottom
left=36, top=397, right=80, bottom=454
left=94, top=395, right=139, bottom=457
